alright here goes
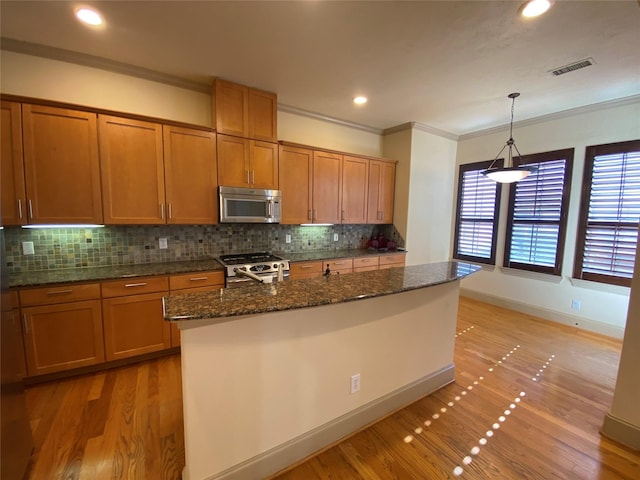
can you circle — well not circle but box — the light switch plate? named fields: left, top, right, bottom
left=159, top=237, right=168, bottom=249
left=22, top=241, right=35, bottom=255
left=333, top=233, right=339, bottom=242
left=285, top=234, right=291, bottom=244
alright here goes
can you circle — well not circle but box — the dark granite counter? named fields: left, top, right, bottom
left=163, top=261, right=480, bottom=321
left=8, top=259, right=224, bottom=288
left=284, top=249, right=406, bottom=263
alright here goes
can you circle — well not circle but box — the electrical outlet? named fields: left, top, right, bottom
left=333, top=233, right=339, bottom=242
left=571, top=299, right=581, bottom=311
left=159, top=237, right=168, bottom=249
left=350, top=373, right=361, bottom=394
left=22, top=241, right=35, bottom=255
left=285, top=234, right=291, bottom=244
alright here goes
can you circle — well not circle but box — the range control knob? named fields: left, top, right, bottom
left=273, top=264, right=278, bottom=269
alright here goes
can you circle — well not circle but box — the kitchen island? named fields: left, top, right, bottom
left=163, top=261, right=480, bottom=480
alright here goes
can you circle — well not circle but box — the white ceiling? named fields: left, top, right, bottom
left=1, top=1, right=639, bottom=136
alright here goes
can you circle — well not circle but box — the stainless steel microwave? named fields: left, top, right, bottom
left=219, top=186, right=281, bottom=223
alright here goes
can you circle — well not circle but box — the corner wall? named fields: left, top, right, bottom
left=455, top=100, right=640, bottom=337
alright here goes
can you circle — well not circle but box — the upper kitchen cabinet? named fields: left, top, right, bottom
left=313, top=150, right=343, bottom=224
left=279, top=144, right=313, bottom=224
left=342, top=155, right=369, bottom=224
left=1, top=101, right=26, bottom=226
left=367, top=160, right=396, bottom=224
left=212, top=79, right=277, bottom=142
left=21, top=104, right=103, bottom=224
left=279, top=145, right=344, bottom=225
left=163, top=126, right=218, bottom=224
left=99, top=115, right=165, bottom=224
left=217, top=134, right=278, bottom=189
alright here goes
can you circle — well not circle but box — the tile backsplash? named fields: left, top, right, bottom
left=3, top=224, right=404, bottom=273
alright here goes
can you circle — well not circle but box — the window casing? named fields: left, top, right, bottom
left=504, top=149, right=573, bottom=275
left=453, top=160, right=503, bottom=265
left=574, top=140, right=640, bottom=287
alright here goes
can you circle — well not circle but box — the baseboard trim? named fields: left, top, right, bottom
left=460, top=288, right=625, bottom=339
left=190, top=364, right=455, bottom=480
left=601, top=413, right=640, bottom=451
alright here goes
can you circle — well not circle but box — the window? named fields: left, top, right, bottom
left=574, top=140, right=640, bottom=287
left=453, top=160, right=503, bottom=265
left=504, top=149, right=574, bottom=275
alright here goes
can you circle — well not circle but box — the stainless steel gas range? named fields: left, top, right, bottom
left=217, top=252, right=290, bottom=288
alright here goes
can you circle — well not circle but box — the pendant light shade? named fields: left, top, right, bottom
left=482, top=93, right=537, bottom=183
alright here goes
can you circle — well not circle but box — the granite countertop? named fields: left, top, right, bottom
left=8, top=259, right=224, bottom=288
left=163, top=261, right=481, bottom=322
left=8, top=249, right=407, bottom=288
left=284, top=249, right=406, bottom=263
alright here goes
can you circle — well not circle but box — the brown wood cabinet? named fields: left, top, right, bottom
left=163, top=125, right=218, bottom=224
left=99, top=115, right=165, bottom=224
left=289, top=261, right=323, bottom=279
left=1, top=101, right=26, bottom=226
left=378, top=253, right=406, bottom=269
left=342, top=155, right=369, bottom=224
left=313, top=150, right=343, bottom=224
left=279, top=144, right=313, bottom=224
left=101, top=277, right=170, bottom=361
left=353, top=256, right=379, bottom=272
left=168, top=270, right=224, bottom=347
left=217, top=134, right=278, bottom=189
left=19, top=283, right=104, bottom=376
left=367, top=160, right=396, bottom=224
left=21, top=104, right=103, bottom=224
left=325, top=258, right=354, bottom=275
left=213, top=79, right=277, bottom=142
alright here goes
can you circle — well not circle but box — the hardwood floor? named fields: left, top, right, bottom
left=24, top=297, right=640, bottom=479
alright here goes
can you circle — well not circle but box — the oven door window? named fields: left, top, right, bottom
left=226, top=198, right=268, bottom=218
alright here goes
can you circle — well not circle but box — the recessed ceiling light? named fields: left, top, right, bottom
left=353, top=96, right=368, bottom=105
left=520, top=0, right=552, bottom=18
left=75, top=7, right=104, bottom=26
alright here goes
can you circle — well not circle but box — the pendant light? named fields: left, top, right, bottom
left=482, top=93, right=537, bottom=183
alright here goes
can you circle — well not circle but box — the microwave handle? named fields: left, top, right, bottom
left=266, top=200, right=272, bottom=218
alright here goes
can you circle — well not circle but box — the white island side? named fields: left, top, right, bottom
left=163, top=261, right=480, bottom=480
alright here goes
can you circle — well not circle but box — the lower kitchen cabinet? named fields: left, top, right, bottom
left=21, top=300, right=105, bottom=376
left=325, top=258, right=354, bottom=275
left=379, top=253, right=406, bottom=269
left=168, top=271, right=224, bottom=346
left=290, top=261, right=324, bottom=279
left=353, top=256, right=379, bottom=272
left=101, top=277, right=170, bottom=361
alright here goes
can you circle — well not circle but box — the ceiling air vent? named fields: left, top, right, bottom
left=549, top=58, right=594, bottom=76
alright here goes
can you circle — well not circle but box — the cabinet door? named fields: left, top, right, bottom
left=279, top=145, right=313, bottom=224
left=214, top=79, right=248, bottom=137
left=248, top=88, right=277, bottom=142
left=164, top=126, right=218, bottom=224
left=22, top=104, right=102, bottom=224
left=102, top=291, right=170, bottom=361
left=99, top=115, right=165, bottom=224
left=22, top=300, right=104, bottom=376
left=217, top=134, right=250, bottom=187
left=367, top=160, right=396, bottom=224
left=1, top=101, right=26, bottom=226
left=313, top=151, right=343, bottom=224
left=249, top=140, right=278, bottom=189
left=342, top=156, right=369, bottom=224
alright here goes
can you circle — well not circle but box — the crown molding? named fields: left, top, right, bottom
left=277, top=103, right=383, bottom=135
left=1, top=37, right=211, bottom=93
left=459, top=94, right=640, bottom=141
left=383, top=122, right=458, bottom=141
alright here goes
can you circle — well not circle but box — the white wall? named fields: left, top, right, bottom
left=383, top=127, right=458, bottom=266
left=0, top=51, right=383, bottom=159
left=456, top=101, right=640, bottom=337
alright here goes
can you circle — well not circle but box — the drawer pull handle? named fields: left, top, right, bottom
left=125, top=282, right=148, bottom=288
left=334, top=262, right=346, bottom=265
left=46, top=289, right=73, bottom=295
left=189, top=277, right=208, bottom=281
left=300, top=265, right=313, bottom=269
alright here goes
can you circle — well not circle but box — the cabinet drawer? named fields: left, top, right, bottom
left=20, top=283, right=101, bottom=307
left=326, top=258, right=354, bottom=270
left=353, top=256, right=379, bottom=268
left=170, top=271, right=224, bottom=291
left=290, top=261, right=323, bottom=276
left=354, top=265, right=379, bottom=273
left=101, top=276, right=169, bottom=298
left=379, top=253, right=406, bottom=266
